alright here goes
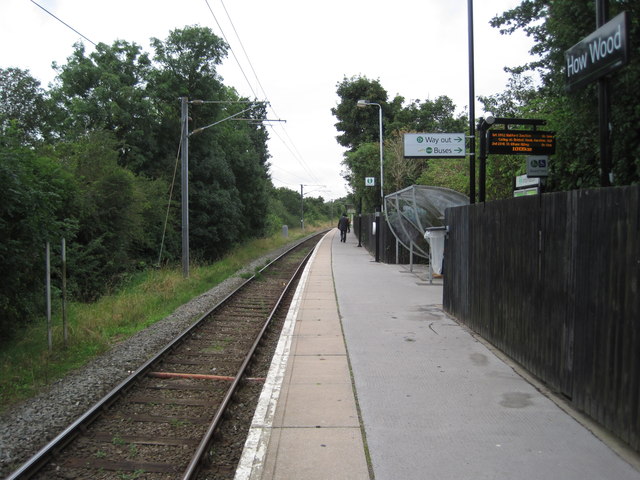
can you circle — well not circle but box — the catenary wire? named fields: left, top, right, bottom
left=208, top=0, right=323, bottom=186
left=30, top=0, right=97, bottom=46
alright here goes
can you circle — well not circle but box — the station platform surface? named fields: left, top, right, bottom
left=235, top=229, right=640, bottom=480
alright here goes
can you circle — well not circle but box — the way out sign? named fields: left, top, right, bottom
left=565, top=12, right=629, bottom=92
left=404, top=133, right=465, bottom=158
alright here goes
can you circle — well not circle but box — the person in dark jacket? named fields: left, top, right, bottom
left=337, top=213, right=350, bottom=242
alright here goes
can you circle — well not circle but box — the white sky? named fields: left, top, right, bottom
left=1, top=0, right=534, bottom=200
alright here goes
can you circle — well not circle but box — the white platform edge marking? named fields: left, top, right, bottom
left=234, top=234, right=327, bottom=480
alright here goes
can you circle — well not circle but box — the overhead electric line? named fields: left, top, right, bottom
left=205, top=0, right=323, bottom=186
left=30, top=0, right=97, bottom=46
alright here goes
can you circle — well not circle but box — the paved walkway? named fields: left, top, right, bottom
left=237, top=229, right=640, bottom=480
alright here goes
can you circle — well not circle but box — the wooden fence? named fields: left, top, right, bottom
left=444, top=185, right=640, bottom=451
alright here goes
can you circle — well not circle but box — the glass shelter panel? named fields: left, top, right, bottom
left=385, top=185, right=469, bottom=259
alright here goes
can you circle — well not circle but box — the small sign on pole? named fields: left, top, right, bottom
left=514, top=187, right=539, bottom=197
left=515, top=174, right=541, bottom=189
left=526, top=155, right=549, bottom=177
left=365, top=177, right=376, bottom=187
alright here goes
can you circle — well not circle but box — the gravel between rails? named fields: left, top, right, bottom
left=0, top=242, right=298, bottom=478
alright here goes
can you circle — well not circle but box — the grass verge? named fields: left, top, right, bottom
left=0, top=226, right=326, bottom=413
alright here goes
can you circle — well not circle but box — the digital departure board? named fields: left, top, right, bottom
left=487, top=130, right=555, bottom=155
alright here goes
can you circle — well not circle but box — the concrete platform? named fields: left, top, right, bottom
left=235, top=231, right=369, bottom=480
left=236, top=229, right=640, bottom=480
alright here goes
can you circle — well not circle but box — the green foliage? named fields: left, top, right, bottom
left=0, top=139, right=75, bottom=338
left=333, top=75, right=469, bottom=206
left=0, top=25, right=277, bottom=341
left=489, top=0, right=640, bottom=190
left=0, top=229, right=315, bottom=410
left=331, top=75, right=397, bottom=151
left=417, top=158, right=470, bottom=196
left=0, top=68, right=52, bottom=145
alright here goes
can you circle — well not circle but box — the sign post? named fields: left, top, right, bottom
left=565, top=9, right=630, bottom=186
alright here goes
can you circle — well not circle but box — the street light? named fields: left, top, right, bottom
left=357, top=99, right=384, bottom=262
left=356, top=100, right=384, bottom=209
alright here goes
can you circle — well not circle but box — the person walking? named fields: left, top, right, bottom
left=337, top=213, right=350, bottom=243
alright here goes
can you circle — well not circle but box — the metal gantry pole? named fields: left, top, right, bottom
left=300, top=184, right=304, bottom=231
left=377, top=105, right=384, bottom=210
left=596, top=0, right=612, bottom=186
left=180, top=97, right=190, bottom=278
left=468, top=0, right=476, bottom=204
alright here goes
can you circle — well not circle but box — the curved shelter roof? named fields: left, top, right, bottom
left=384, top=185, right=469, bottom=259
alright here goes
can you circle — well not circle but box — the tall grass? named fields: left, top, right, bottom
left=0, top=226, right=326, bottom=412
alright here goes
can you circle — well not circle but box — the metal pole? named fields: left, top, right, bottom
left=377, top=105, right=384, bottom=263
left=180, top=97, right=189, bottom=278
left=479, top=122, right=487, bottom=202
left=375, top=209, right=380, bottom=263
left=596, top=0, right=612, bottom=186
left=410, top=241, right=414, bottom=273
left=45, top=242, right=52, bottom=352
left=468, top=0, right=476, bottom=203
left=378, top=105, right=384, bottom=210
left=357, top=197, right=362, bottom=248
left=61, top=238, right=67, bottom=347
left=300, top=184, right=304, bottom=231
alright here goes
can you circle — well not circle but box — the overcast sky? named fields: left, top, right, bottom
left=1, top=0, right=534, bottom=200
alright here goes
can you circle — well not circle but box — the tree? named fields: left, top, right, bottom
left=149, top=26, right=270, bottom=258
left=50, top=41, right=155, bottom=172
left=331, top=75, right=399, bottom=151
left=490, top=1, right=640, bottom=190
left=333, top=76, right=469, bottom=204
left=0, top=68, right=51, bottom=145
left=0, top=135, right=76, bottom=340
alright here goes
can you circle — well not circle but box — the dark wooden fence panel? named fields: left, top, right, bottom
left=444, top=185, right=640, bottom=452
left=353, top=214, right=426, bottom=264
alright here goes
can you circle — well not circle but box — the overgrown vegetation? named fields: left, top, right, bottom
left=0, top=227, right=324, bottom=412
left=0, top=27, right=343, bottom=342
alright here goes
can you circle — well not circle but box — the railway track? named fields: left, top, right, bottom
left=8, top=233, right=325, bottom=480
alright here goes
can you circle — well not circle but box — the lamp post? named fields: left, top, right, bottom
left=356, top=100, right=384, bottom=209
left=357, top=99, right=384, bottom=262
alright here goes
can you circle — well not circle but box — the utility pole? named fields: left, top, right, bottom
left=468, top=0, right=476, bottom=203
left=300, top=184, right=304, bottom=231
left=180, top=97, right=189, bottom=278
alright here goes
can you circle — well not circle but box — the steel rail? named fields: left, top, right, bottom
left=181, top=239, right=317, bottom=478
left=7, top=231, right=325, bottom=480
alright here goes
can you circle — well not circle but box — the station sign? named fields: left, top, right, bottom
left=404, top=133, right=465, bottom=158
left=365, top=177, right=375, bottom=187
left=565, top=12, right=629, bottom=92
left=487, top=130, right=555, bottom=155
